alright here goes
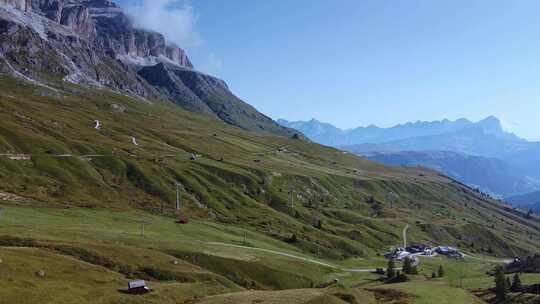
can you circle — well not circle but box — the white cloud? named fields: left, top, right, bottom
left=124, top=0, right=203, bottom=48
left=200, top=53, right=223, bottom=75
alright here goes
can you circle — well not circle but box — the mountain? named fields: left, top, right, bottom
left=507, top=191, right=540, bottom=212
left=277, top=119, right=344, bottom=146
left=346, top=126, right=518, bottom=158
left=280, top=117, right=540, bottom=197
left=138, top=63, right=289, bottom=134
left=343, top=125, right=540, bottom=189
left=365, top=150, right=540, bottom=197
left=0, top=0, right=296, bottom=137
left=4, top=1, right=540, bottom=302
left=278, top=116, right=522, bottom=147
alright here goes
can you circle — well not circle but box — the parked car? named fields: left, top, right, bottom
left=436, top=246, right=462, bottom=258
left=406, top=244, right=430, bottom=253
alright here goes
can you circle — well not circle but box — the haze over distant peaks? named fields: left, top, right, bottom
left=278, top=116, right=523, bottom=147
left=279, top=116, right=540, bottom=197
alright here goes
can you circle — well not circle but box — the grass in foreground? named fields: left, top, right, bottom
left=0, top=204, right=507, bottom=303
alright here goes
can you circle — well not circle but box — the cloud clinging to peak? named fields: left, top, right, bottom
left=200, top=53, right=223, bottom=75
left=124, top=0, right=203, bottom=48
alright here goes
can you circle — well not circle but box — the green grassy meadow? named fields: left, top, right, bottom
left=0, top=203, right=535, bottom=304
left=1, top=75, right=540, bottom=303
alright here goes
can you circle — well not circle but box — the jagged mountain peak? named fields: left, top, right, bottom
left=477, top=115, right=503, bottom=130
left=0, top=0, right=193, bottom=69
left=279, top=116, right=524, bottom=147
left=478, top=115, right=502, bottom=126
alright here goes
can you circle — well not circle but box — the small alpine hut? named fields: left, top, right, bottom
left=127, top=280, right=151, bottom=294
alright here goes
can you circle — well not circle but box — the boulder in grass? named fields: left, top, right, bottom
left=35, top=270, right=46, bottom=278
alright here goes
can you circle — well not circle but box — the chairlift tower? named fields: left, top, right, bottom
left=175, top=182, right=182, bottom=212
left=289, top=190, right=294, bottom=209
left=387, top=191, right=398, bottom=209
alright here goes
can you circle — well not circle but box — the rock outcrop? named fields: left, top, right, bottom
left=0, top=0, right=192, bottom=67
left=1, top=0, right=31, bottom=11
left=0, top=3, right=155, bottom=95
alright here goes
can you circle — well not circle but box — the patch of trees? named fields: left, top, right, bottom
left=438, top=265, right=444, bottom=278
left=493, top=266, right=524, bottom=300
left=493, top=266, right=508, bottom=301
left=510, top=273, right=522, bottom=292
left=385, top=259, right=408, bottom=283
left=402, top=257, right=418, bottom=275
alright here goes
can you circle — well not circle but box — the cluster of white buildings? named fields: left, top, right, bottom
left=385, top=245, right=462, bottom=261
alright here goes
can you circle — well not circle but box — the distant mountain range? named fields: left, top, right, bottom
left=277, top=116, right=522, bottom=147
left=507, top=191, right=540, bottom=213
left=278, top=117, right=540, bottom=197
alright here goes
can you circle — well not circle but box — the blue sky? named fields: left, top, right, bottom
left=118, top=0, right=540, bottom=140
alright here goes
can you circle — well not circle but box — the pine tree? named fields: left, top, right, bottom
left=403, top=257, right=412, bottom=274
left=386, top=259, right=396, bottom=279
left=431, top=272, right=437, bottom=279
left=438, top=265, right=445, bottom=278
left=511, top=273, right=522, bottom=292
left=288, top=233, right=298, bottom=243
left=494, top=266, right=508, bottom=301
left=396, top=270, right=408, bottom=282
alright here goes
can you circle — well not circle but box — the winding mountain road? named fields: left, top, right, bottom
left=403, top=224, right=409, bottom=248
left=201, top=240, right=507, bottom=275
left=202, top=241, right=401, bottom=273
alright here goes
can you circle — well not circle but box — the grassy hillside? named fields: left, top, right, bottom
left=1, top=75, right=540, bottom=303
left=3, top=204, right=540, bottom=304
left=1, top=75, right=540, bottom=258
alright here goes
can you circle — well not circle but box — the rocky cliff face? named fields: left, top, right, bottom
left=0, top=0, right=192, bottom=67
left=138, top=63, right=296, bottom=135
left=0, top=0, right=296, bottom=137
left=86, top=0, right=192, bottom=67
left=0, top=0, right=192, bottom=96
left=1, top=0, right=29, bottom=11
left=0, top=1, right=154, bottom=95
